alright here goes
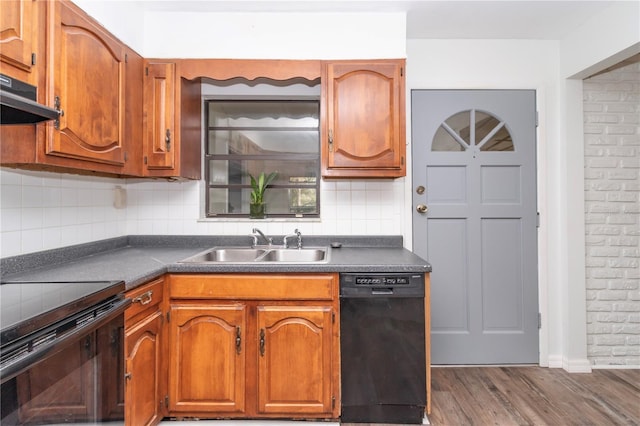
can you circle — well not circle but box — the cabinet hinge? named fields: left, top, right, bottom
left=164, top=395, right=169, bottom=408
left=536, top=212, right=540, bottom=228
left=144, top=156, right=148, bottom=165
left=400, top=66, right=404, bottom=77
left=536, top=111, right=539, bottom=127
left=401, top=156, right=405, bottom=166
left=125, top=53, right=128, bottom=64
left=145, top=67, right=149, bottom=76
left=124, top=152, right=128, bottom=162
left=538, top=313, right=542, bottom=329
left=166, top=311, right=170, bottom=323
left=332, top=312, right=335, bottom=324
left=332, top=395, right=335, bottom=409
left=31, top=53, right=36, bottom=66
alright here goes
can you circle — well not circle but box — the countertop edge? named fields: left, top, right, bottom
left=1, top=235, right=432, bottom=292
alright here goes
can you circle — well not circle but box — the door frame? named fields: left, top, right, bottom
left=404, top=87, right=550, bottom=368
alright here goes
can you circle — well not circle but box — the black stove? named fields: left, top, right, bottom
left=1, top=280, right=125, bottom=345
left=0, top=280, right=129, bottom=424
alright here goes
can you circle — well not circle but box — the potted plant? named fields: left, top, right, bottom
left=249, top=171, right=278, bottom=218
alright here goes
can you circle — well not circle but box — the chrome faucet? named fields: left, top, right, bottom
left=283, top=229, right=303, bottom=249
left=251, top=228, right=272, bottom=247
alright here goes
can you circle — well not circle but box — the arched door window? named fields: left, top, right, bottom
left=432, top=110, right=514, bottom=152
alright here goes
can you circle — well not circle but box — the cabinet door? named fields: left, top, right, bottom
left=125, top=311, right=164, bottom=426
left=46, top=0, right=126, bottom=166
left=324, top=60, right=405, bottom=178
left=0, top=0, right=35, bottom=78
left=256, top=305, right=334, bottom=415
left=143, top=61, right=175, bottom=171
left=169, top=304, right=247, bottom=414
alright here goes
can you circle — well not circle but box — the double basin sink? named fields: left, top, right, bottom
left=180, top=246, right=329, bottom=263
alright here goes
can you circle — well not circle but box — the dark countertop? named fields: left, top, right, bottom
left=0, top=235, right=431, bottom=291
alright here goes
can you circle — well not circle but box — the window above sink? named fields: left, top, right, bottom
left=204, top=80, right=321, bottom=219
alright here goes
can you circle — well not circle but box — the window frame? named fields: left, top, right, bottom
left=204, top=98, right=321, bottom=219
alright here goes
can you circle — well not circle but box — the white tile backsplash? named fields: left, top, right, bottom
left=0, top=168, right=407, bottom=257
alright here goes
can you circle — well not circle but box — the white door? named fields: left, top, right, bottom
left=412, top=90, right=539, bottom=364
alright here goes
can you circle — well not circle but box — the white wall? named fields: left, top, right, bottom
left=560, top=1, right=640, bottom=79
left=554, top=0, right=640, bottom=371
left=583, top=62, right=640, bottom=367
left=143, top=12, right=406, bottom=59
left=72, top=0, right=145, bottom=53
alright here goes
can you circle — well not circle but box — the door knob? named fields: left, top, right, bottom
left=416, top=204, right=428, bottom=213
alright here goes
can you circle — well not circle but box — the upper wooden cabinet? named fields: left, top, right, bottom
left=0, top=0, right=143, bottom=177
left=0, top=0, right=36, bottom=81
left=322, top=59, right=406, bottom=178
left=142, top=60, right=201, bottom=179
left=45, top=0, right=126, bottom=166
left=2, top=2, right=405, bottom=180
left=143, top=62, right=175, bottom=171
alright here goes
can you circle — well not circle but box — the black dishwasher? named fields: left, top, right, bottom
left=340, top=273, right=426, bottom=424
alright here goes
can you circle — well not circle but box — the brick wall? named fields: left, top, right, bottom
left=584, top=61, right=640, bottom=366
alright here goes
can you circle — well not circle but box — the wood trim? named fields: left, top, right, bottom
left=174, top=59, right=322, bottom=82
left=169, top=273, right=337, bottom=301
left=425, top=272, right=431, bottom=415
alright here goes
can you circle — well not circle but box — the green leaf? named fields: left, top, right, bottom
left=248, top=171, right=278, bottom=205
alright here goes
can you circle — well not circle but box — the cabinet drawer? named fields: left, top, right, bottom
left=125, top=278, right=164, bottom=322
left=169, top=274, right=337, bottom=301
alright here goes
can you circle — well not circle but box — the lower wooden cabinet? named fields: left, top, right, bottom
left=256, top=305, right=334, bottom=415
left=169, top=303, right=247, bottom=414
left=123, top=273, right=339, bottom=423
left=125, top=277, right=166, bottom=426
left=167, top=273, right=340, bottom=419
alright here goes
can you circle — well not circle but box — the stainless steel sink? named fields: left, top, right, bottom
left=259, top=248, right=327, bottom=262
left=182, top=248, right=267, bottom=262
left=179, top=247, right=329, bottom=263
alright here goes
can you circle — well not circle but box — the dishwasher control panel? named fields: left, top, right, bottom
left=340, top=273, right=424, bottom=297
left=355, top=276, right=410, bottom=285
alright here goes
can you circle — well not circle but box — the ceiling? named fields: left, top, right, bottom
left=133, top=0, right=620, bottom=40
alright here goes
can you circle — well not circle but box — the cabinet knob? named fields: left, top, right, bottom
left=416, top=204, right=428, bottom=213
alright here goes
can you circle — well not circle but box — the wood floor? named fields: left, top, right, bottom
left=426, top=366, right=640, bottom=426
left=161, top=367, right=639, bottom=426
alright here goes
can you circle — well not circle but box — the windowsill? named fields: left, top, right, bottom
left=197, top=217, right=321, bottom=222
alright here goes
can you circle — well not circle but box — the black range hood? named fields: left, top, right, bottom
left=0, top=73, right=59, bottom=125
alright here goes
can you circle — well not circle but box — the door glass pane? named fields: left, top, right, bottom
left=432, top=111, right=469, bottom=151
left=432, top=110, right=514, bottom=152
left=475, top=111, right=514, bottom=151
left=432, top=126, right=465, bottom=151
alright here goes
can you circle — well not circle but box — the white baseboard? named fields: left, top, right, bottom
left=591, top=364, right=640, bottom=369
left=547, top=355, right=592, bottom=372
left=547, top=354, right=564, bottom=368
left=563, top=357, right=592, bottom=373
